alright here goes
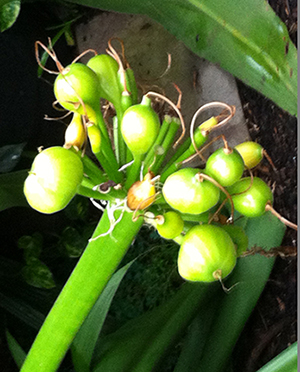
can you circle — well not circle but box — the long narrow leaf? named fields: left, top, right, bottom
left=71, top=260, right=135, bottom=372
left=256, top=342, right=298, bottom=372
left=91, top=281, right=219, bottom=372
left=173, top=300, right=218, bottom=372
left=67, top=0, right=297, bottom=116
left=6, top=329, right=27, bottom=369
left=0, top=292, right=45, bottom=330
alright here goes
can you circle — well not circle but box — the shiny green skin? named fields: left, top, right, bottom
left=227, top=177, right=273, bottom=217
left=178, top=224, right=237, bottom=282
left=121, top=103, right=160, bottom=155
left=54, top=63, right=99, bottom=111
left=205, top=148, right=244, bottom=187
left=235, top=141, right=263, bottom=169
left=24, top=147, right=83, bottom=214
left=156, top=211, right=184, bottom=239
left=162, top=168, right=220, bottom=215
left=87, top=54, right=122, bottom=106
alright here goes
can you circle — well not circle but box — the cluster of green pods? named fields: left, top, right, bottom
left=24, top=40, right=294, bottom=285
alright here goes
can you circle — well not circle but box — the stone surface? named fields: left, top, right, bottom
left=75, top=12, right=249, bottom=163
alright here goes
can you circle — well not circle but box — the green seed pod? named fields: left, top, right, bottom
left=54, top=63, right=99, bottom=111
left=156, top=211, right=184, bottom=239
left=162, top=168, right=220, bottom=215
left=87, top=124, right=101, bottom=154
left=24, top=147, right=83, bottom=214
left=64, top=112, right=85, bottom=150
left=121, top=96, right=160, bottom=155
left=235, top=141, right=264, bottom=169
left=87, top=54, right=122, bottom=107
left=205, top=147, right=245, bottom=187
left=227, top=177, right=273, bottom=218
left=178, top=224, right=237, bottom=282
left=126, top=67, right=139, bottom=104
left=127, top=172, right=156, bottom=210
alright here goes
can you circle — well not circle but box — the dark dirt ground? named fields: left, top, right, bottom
left=232, top=1, right=298, bottom=369
left=0, top=1, right=297, bottom=371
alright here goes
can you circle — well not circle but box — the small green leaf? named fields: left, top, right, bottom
left=18, top=233, right=43, bottom=263
left=60, top=226, right=85, bottom=258
left=22, top=259, right=55, bottom=289
left=0, top=0, right=20, bottom=32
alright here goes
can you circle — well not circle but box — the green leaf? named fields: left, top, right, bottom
left=173, top=300, right=219, bottom=372
left=60, top=226, right=86, bottom=258
left=67, top=0, right=297, bottom=116
left=71, top=261, right=135, bottom=372
left=0, top=170, right=28, bottom=211
left=0, top=290, right=45, bottom=330
left=6, top=329, right=27, bottom=369
left=18, top=233, right=43, bottom=263
left=37, top=21, right=77, bottom=77
left=0, top=0, right=20, bottom=32
left=256, top=342, right=298, bottom=372
left=91, top=282, right=218, bottom=372
left=22, top=259, right=56, bottom=289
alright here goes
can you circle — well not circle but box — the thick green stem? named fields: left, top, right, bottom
left=124, top=153, right=143, bottom=190
left=89, top=106, right=122, bottom=182
left=20, top=209, right=143, bottom=372
left=115, top=103, right=127, bottom=166
left=94, top=145, right=123, bottom=184
left=113, top=116, right=120, bottom=164
left=81, top=154, right=107, bottom=185
left=160, top=131, right=208, bottom=182
left=77, top=184, right=126, bottom=201
left=160, top=117, right=217, bottom=181
left=92, top=105, right=110, bottom=143
left=150, top=118, right=180, bottom=174
left=143, top=116, right=171, bottom=173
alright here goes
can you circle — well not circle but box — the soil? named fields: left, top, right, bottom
left=231, top=81, right=297, bottom=371
left=0, top=1, right=297, bottom=371
left=231, top=1, right=298, bottom=368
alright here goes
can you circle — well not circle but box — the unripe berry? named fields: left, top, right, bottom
left=178, top=224, right=237, bottom=282
left=205, top=147, right=244, bottom=187
left=24, top=147, right=83, bottom=214
left=235, top=141, right=264, bottom=169
left=54, top=63, right=99, bottom=111
left=227, top=177, right=273, bottom=218
left=162, top=168, right=220, bottom=215
left=156, top=211, right=184, bottom=239
left=121, top=96, right=160, bottom=155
